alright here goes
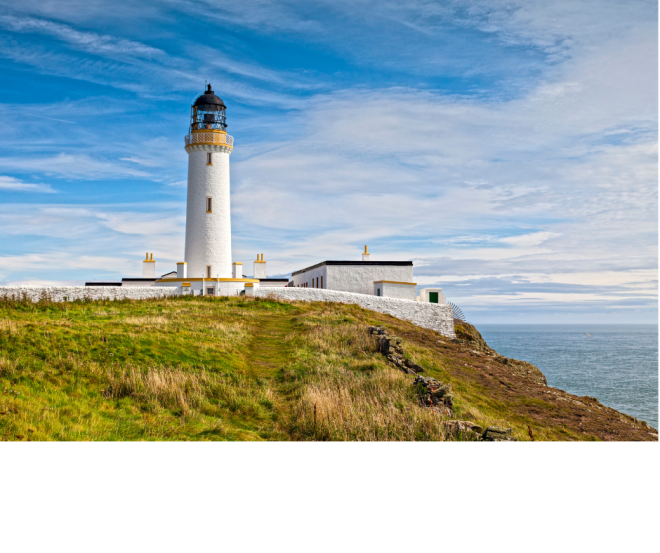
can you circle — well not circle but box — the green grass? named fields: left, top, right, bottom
left=0, top=295, right=289, bottom=440
left=1, top=294, right=650, bottom=441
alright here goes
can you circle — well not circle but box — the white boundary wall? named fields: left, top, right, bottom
left=0, top=286, right=178, bottom=302
left=252, top=287, right=455, bottom=338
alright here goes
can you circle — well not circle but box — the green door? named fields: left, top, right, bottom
left=429, top=292, right=438, bottom=303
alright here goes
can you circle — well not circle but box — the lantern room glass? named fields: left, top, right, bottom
left=190, top=104, right=227, bottom=132
left=189, top=85, right=227, bottom=132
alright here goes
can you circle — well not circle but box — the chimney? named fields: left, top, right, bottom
left=143, top=252, right=156, bottom=278
left=176, top=262, right=187, bottom=279
left=232, top=262, right=243, bottom=278
left=254, top=253, right=267, bottom=279
left=362, top=245, right=370, bottom=261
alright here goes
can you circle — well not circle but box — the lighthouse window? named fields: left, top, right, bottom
left=206, top=197, right=212, bottom=213
left=206, top=265, right=212, bottom=278
left=207, top=152, right=213, bottom=165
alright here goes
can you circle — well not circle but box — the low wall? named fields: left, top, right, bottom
left=0, top=286, right=179, bottom=302
left=252, top=287, right=455, bottom=338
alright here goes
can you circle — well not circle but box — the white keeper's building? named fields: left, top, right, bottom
left=86, top=85, right=446, bottom=305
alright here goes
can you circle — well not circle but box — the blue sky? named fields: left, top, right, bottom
left=0, top=0, right=656, bottom=323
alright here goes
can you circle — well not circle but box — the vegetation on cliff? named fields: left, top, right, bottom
left=0, top=294, right=656, bottom=441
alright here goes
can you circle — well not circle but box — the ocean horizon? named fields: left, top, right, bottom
left=476, top=324, right=658, bottom=429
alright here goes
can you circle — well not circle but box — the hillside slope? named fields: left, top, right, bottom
left=0, top=295, right=656, bottom=441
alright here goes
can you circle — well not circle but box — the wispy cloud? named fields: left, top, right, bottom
left=0, top=0, right=655, bottom=322
left=0, top=176, right=56, bottom=193
left=0, top=154, right=153, bottom=179
left=0, top=14, right=164, bottom=58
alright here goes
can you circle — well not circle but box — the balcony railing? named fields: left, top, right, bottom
left=185, top=132, right=234, bottom=147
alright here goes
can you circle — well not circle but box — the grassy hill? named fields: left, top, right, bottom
left=0, top=294, right=656, bottom=441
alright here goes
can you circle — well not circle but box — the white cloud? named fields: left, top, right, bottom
left=0, top=15, right=164, bottom=58
left=0, top=154, right=152, bottom=179
left=0, top=1, right=654, bottom=321
left=0, top=175, right=56, bottom=193
left=499, top=232, right=561, bottom=247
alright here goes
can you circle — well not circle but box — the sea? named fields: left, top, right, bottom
left=477, top=324, right=659, bottom=429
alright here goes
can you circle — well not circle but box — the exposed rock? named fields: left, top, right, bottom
left=481, top=426, right=515, bottom=441
left=371, top=325, right=427, bottom=375
left=454, top=322, right=491, bottom=352
left=414, top=375, right=453, bottom=414
left=455, top=322, right=548, bottom=386
left=444, top=420, right=483, bottom=436
left=404, top=358, right=425, bottom=373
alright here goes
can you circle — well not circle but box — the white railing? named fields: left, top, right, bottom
left=185, top=133, right=234, bottom=147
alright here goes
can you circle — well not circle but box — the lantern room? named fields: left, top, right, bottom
left=190, top=84, right=227, bottom=132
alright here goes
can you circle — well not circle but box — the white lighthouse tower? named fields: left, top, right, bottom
left=157, top=84, right=256, bottom=295
left=184, top=84, right=233, bottom=280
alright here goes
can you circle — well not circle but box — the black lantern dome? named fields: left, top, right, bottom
left=190, top=84, right=227, bottom=132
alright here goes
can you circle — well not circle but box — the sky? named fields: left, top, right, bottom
left=0, top=0, right=656, bottom=323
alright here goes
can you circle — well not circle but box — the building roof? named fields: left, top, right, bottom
left=291, top=260, right=413, bottom=277
left=122, top=278, right=157, bottom=281
left=193, top=84, right=226, bottom=109
left=85, top=282, right=122, bottom=286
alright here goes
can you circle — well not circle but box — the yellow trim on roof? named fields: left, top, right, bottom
left=181, top=283, right=191, bottom=287
left=373, top=280, right=417, bottom=285
left=156, top=277, right=260, bottom=283
left=176, top=262, right=187, bottom=265
left=232, top=262, right=243, bottom=265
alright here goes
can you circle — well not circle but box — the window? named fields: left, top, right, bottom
left=207, top=152, right=213, bottom=165
left=206, top=265, right=212, bottom=278
left=316, top=277, right=319, bottom=288
left=206, top=287, right=215, bottom=296
left=377, top=288, right=381, bottom=296
left=429, top=292, right=438, bottom=304
left=321, top=276, right=323, bottom=288
left=206, top=196, right=212, bottom=213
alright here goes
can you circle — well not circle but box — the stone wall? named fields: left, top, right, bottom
left=252, top=287, right=455, bottom=338
left=0, top=286, right=179, bottom=302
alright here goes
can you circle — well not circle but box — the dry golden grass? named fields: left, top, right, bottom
left=123, top=315, right=170, bottom=326
left=0, top=319, right=25, bottom=335
left=0, top=356, right=21, bottom=377
left=101, top=362, right=277, bottom=420
left=280, top=311, right=451, bottom=441
left=286, top=365, right=448, bottom=441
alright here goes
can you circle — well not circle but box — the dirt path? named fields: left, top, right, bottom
left=245, top=309, right=301, bottom=378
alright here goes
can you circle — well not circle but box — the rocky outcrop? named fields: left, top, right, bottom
left=444, top=420, right=483, bottom=436
left=369, top=325, right=453, bottom=416
left=414, top=375, right=454, bottom=415
left=369, top=325, right=425, bottom=375
left=369, top=323, right=533, bottom=441
left=481, top=426, right=515, bottom=441
left=454, top=322, right=547, bottom=386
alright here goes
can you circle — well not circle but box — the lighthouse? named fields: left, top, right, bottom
left=184, top=84, right=233, bottom=279
left=156, top=84, right=257, bottom=295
